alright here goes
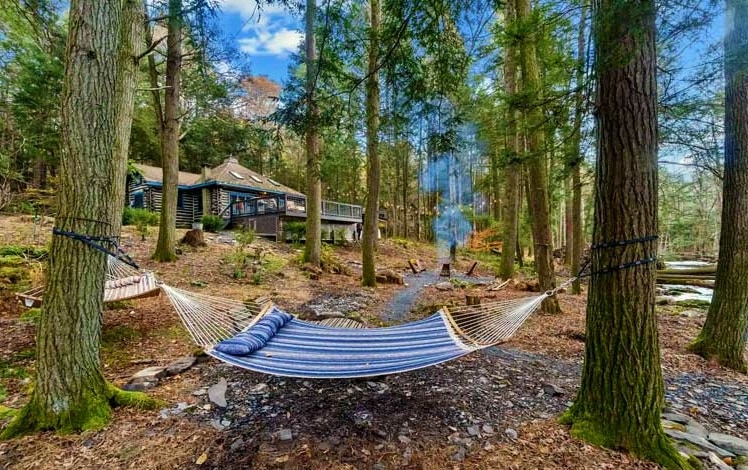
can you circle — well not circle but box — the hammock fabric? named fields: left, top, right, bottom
left=209, top=307, right=477, bottom=378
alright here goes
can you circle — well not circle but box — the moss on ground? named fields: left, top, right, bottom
left=19, top=308, right=41, bottom=325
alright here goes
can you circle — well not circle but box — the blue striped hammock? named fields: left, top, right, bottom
left=161, top=284, right=552, bottom=379
left=18, top=254, right=556, bottom=379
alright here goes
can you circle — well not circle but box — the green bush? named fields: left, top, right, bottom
left=235, top=228, right=256, bottom=247
left=334, top=228, right=347, bottom=246
left=122, top=207, right=159, bottom=226
left=284, top=221, right=306, bottom=242
left=201, top=214, right=223, bottom=232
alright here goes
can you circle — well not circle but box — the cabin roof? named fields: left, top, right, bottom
left=132, top=158, right=303, bottom=196
left=133, top=164, right=203, bottom=186
left=207, top=158, right=303, bottom=196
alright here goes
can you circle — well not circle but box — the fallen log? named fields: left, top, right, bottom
left=655, top=277, right=714, bottom=288
left=657, top=274, right=716, bottom=281
left=657, top=265, right=717, bottom=275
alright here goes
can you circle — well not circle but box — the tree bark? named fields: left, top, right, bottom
left=515, top=0, right=560, bottom=314
left=571, top=0, right=587, bottom=295
left=499, top=0, right=520, bottom=281
left=564, top=177, right=573, bottom=266
left=303, top=0, right=322, bottom=266
left=2, top=0, right=158, bottom=438
left=561, top=0, right=690, bottom=465
left=152, top=0, right=181, bottom=262
left=689, top=0, right=748, bottom=373
left=362, top=0, right=381, bottom=287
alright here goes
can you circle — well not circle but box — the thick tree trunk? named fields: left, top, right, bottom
left=515, top=0, right=559, bottom=314
left=303, top=0, right=322, bottom=266
left=152, top=0, right=181, bottom=262
left=2, top=0, right=158, bottom=438
left=571, top=0, right=587, bottom=295
left=499, top=0, right=520, bottom=281
left=362, top=0, right=381, bottom=287
left=689, top=0, right=748, bottom=372
left=561, top=0, right=689, bottom=466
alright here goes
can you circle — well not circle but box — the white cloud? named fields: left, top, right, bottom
left=220, top=0, right=302, bottom=57
left=237, top=28, right=303, bottom=56
left=221, top=0, right=287, bottom=21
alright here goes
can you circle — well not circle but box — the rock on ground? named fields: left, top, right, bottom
left=208, top=378, right=228, bottom=408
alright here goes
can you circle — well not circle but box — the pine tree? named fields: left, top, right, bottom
left=2, top=0, right=160, bottom=438
left=560, top=0, right=691, bottom=465
left=688, top=0, right=748, bottom=372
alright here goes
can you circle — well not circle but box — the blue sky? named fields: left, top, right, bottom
left=218, top=0, right=303, bottom=84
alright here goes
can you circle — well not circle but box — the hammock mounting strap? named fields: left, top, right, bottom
left=52, top=227, right=139, bottom=269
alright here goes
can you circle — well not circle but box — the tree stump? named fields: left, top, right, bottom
left=466, top=295, right=481, bottom=306
left=181, top=229, right=206, bottom=247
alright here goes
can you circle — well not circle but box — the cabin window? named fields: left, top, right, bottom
left=178, top=191, right=186, bottom=209
left=132, top=190, right=144, bottom=208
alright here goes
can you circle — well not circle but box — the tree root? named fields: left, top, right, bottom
left=688, top=336, right=748, bottom=374
left=107, top=383, right=165, bottom=410
left=0, top=406, right=17, bottom=420
left=0, top=383, right=165, bottom=440
left=559, top=410, right=696, bottom=470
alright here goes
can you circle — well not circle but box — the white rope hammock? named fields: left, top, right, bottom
left=18, top=253, right=570, bottom=377
left=16, top=255, right=160, bottom=307
left=158, top=278, right=572, bottom=350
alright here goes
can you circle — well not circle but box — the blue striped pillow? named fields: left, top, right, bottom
left=214, top=309, right=294, bottom=356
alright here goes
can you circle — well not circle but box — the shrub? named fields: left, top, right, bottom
left=122, top=207, right=158, bottom=226
left=235, top=228, right=256, bottom=247
left=283, top=221, right=306, bottom=243
left=334, top=229, right=347, bottom=244
left=201, top=214, right=223, bottom=232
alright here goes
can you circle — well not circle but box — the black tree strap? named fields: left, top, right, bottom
left=591, top=234, right=659, bottom=250
left=574, top=235, right=659, bottom=279
left=52, top=227, right=139, bottom=270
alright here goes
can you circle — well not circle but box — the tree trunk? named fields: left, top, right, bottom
left=152, top=0, right=181, bottom=262
left=689, top=0, right=748, bottom=373
left=402, top=142, right=409, bottom=239
left=303, top=0, right=322, bottom=266
left=2, top=0, right=158, bottom=438
left=499, top=0, right=520, bottom=281
left=515, top=0, right=559, bottom=314
left=362, top=0, right=381, bottom=287
left=564, top=177, right=573, bottom=265
left=561, top=0, right=689, bottom=465
left=571, top=0, right=587, bottom=295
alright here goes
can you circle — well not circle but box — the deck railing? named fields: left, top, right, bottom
left=227, top=194, right=362, bottom=222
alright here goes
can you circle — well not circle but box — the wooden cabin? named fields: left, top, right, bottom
left=127, top=157, right=363, bottom=240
